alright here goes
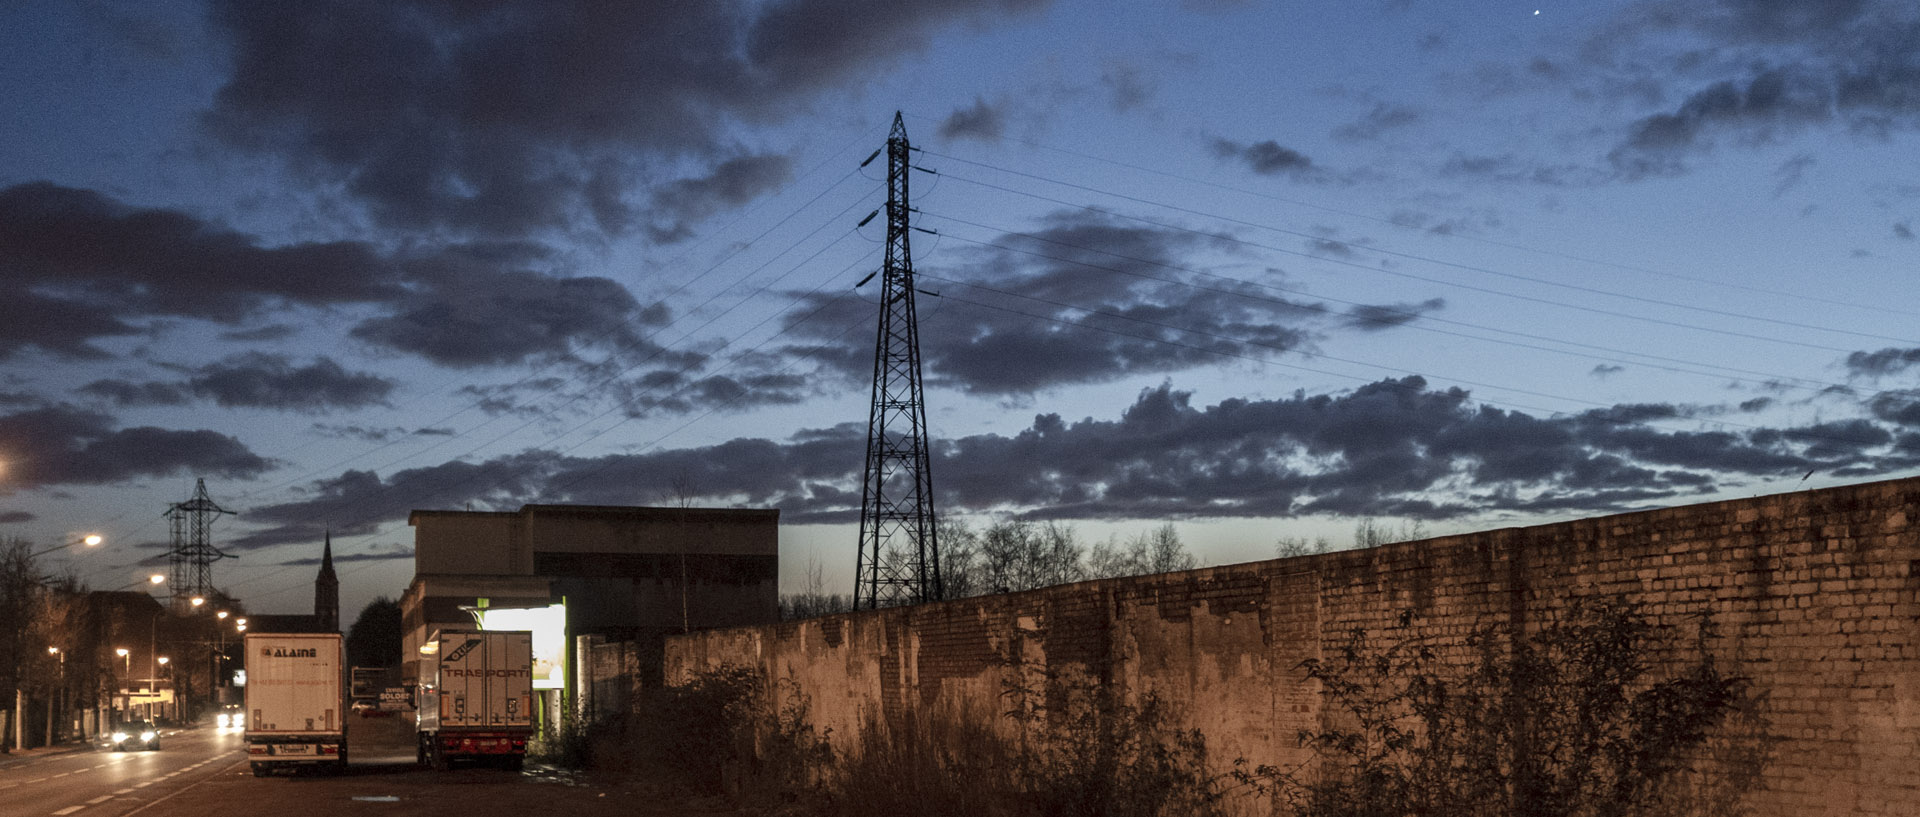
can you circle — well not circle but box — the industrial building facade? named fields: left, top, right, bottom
left=399, top=503, right=779, bottom=724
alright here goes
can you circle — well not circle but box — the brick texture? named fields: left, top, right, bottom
left=664, top=476, right=1920, bottom=816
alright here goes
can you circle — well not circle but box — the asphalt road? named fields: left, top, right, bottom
left=0, top=715, right=744, bottom=817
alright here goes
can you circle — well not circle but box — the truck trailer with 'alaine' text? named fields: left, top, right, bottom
left=417, top=629, right=534, bottom=770
left=243, top=632, right=347, bottom=776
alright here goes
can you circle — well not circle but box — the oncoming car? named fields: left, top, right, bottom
left=111, top=721, right=161, bottom=751
left=216, top=710, right=246, bottom=729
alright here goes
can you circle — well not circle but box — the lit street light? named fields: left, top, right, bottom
left=28, top=533, right=103, bottom=560
left=47, top=646, right=65, bottom=745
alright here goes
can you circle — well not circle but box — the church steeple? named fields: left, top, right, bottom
left=315, top=529, right=340, bottom=632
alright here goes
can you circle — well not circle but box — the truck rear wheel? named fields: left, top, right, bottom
left=252, top=764, right=268, bottom=778
left=430, top=740, right=450, bottom=772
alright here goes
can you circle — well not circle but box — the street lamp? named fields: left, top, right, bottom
left=47, top=647, right=65, bottom=745
left=28, top=533, right=103, bottom=560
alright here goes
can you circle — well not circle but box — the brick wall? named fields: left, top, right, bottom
left=664, top=476, right=1920, bottom=816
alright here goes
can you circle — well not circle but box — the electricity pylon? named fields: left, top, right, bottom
left=854, top=112, right=942, bottom=609
left=165, top=478, right=235, bottom=608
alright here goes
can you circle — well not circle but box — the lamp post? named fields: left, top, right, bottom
left=28, top=534, right=102, bottom=560
left=113, top=648, right=129, bottom=725
left=47, top=647, right=64, bottom=745
left=156, top=657, right=171, bottom=721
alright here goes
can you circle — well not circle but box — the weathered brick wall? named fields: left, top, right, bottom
left=665, top=477, right=1920, bottom=816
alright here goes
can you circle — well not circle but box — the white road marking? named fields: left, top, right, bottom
left=114, top=789, right=134, bottom=795
left=133, top=782, right=151, bottom=788
left=87, top=795, right=113, bottom=804
left=52, top=807, right=84, bottom=816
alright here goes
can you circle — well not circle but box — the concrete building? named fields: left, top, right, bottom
left=398, top=503, right=779, bottom=725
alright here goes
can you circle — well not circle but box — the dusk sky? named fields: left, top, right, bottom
left=4, top=0, right=1918, bottom=618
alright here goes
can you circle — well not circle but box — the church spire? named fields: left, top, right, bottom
left=315, top=529, right=340, bottom=632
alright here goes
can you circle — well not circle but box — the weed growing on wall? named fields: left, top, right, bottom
left=1241, top=602, right=1749, bottom=817
left=642, top=661, right=1231, bottom=815
left=625, top=665, right=832, bottom=800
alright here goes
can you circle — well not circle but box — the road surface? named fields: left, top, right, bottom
left=0, top=715, right=743, bottom=817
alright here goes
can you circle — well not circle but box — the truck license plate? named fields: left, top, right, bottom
left=275, top=745, right=315, bottom=756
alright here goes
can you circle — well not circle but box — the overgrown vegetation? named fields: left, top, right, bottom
left=614, top=666, right=830, bottom=802
left=623, top=663, right=1228, bottom=816
left=1241, top=602, right=1750, bottom=817
left=646, top=597, right=1753, bottom=816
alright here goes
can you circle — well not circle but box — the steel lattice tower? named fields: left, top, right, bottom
left=165, top=478, right=235, bottom=606
left=854, top=112, right=942, bottom=609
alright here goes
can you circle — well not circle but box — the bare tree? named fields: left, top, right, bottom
left=1087, top=523, right=1197, bottom=579
left=779, top=555, right=850, bottom=620
left=937, top=517, right=983, bottom=599
left=1275, top=535, right=1336, bottom=559
left=1352, top=517, right=1429, bottom=549
left=978, top=520, right=1085, bottom=593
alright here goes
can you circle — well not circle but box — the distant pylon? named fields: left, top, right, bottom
left=854, top=112, right=942, bottom=609
left=165, top=478, right=235, bottom=608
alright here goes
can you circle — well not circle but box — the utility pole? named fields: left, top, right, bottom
left=165, top=479, right=234, bottom=610
left=854, top=111, right=943, bottom=609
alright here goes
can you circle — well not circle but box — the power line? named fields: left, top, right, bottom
left=923, top=150, right=1920, bottom=350
left=902, top=114, right=1920, bottom=321
left=920, top=210, right=1857, bottom=396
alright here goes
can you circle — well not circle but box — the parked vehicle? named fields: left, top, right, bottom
left=243, top=632, right=347, bottom=776
left=111, top=720, right=160, bottom=751
left=417, top=629, right=534, bottom=771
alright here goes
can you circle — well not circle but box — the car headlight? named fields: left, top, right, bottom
left=216, top=714, right=230, bottom=727
left=141, top=731, right=158, bottom=741
left=111, top=731, right=129, bottom=743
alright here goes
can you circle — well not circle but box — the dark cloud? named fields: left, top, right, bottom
left=1896, top=221, right=1915, bottom=240
left=0, top=182, right=400, bottom=358
left=242, top=375, right=1920, bottom=541
left=0, top=183, right=667, bottom=371
left=204, top=0, right=1049, bottom=238
left=1308, top=238, right=1356, bottom=258
left=1438, top=153, right=1605, bottom=186
left=190, top=354, right=394, bottom=411
left=1210, top=138, right=1319, bottom=179
left=1610, top=68, right=1832, bottom=175
left=275, top=542, right=413, bottom=566
left=310, top=424, right=412, bottom=443
left=1343, top=298, right=1445, bottom=331
left=939, top=97, right=1006, bottom=141
left=78, top=380, right=192, bottom=407
left=1591, top=364, right=1627, bottom=377
left=1868, top=390, right=1920, bottom=426
left=1598, top=2, right=1920, bottom=175
left=785, top=210, right=1323, bottom=395
left=1333, top=102, right=1421, bottom=142
left=0, top=405, right=272, bottom=489
left=645, top=154, right=793, bottom=243
left=0, top=511, right=33, bottom=523
left=615, top=372, right=815, bottom=418
left=1100, top=62, right=1154, bottom=112
left=219, top=325, right=298, bottom=343
left=82, top=354, right=394, bottom=412
left=348, top=247, right=678, bottom=369
left=1846, top=347, right=1920, bottom=377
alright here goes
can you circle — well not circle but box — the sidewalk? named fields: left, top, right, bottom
left=0, top=739, right=94, bottom=767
